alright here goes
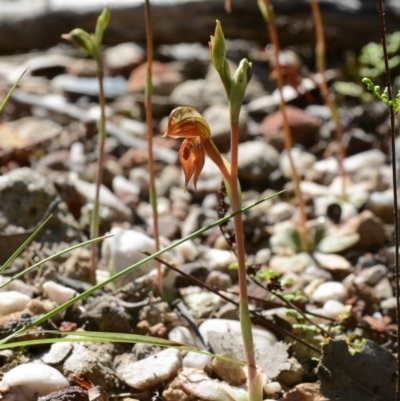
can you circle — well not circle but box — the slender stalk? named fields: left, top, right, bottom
left=145, top=0, right=162, bottom=296
left=260, top=0, right=310, bottom=252
left=229, top=123, right=257, bottom=385
left=376, top=0, right=400, bottom=397
left=90, top=66, right=107, bottom=285
left=310, top=0, right=347, bottom=201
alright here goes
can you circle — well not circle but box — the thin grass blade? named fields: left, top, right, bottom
left=0, top=192, right=282, bottom=345
left=0, top=68, right=28, bottom=112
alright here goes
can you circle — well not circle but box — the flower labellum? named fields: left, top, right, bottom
left=179, top=137, right=205, bottom=191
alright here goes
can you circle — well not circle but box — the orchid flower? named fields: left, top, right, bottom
left=164, top=107, right=232, bottom=195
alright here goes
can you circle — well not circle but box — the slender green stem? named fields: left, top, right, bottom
left=311, top=0, right=347, bottom=201
left=90, top=68, right=107, bottom=285
left=145, top=0, right=162, bottom=296
left=230, top=122, right=257, bottom=385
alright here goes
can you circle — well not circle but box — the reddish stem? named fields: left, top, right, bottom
left=311, top=0, right=347, bottom=200
left=262, top=0, right=310, bottom=252
left=145, top=0, right=162, bottom=296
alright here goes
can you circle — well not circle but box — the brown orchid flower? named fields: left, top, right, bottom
left=164, top=107, right=231, bottom=192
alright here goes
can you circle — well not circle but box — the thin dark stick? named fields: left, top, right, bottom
left=377, top=0, right=400, bottom=398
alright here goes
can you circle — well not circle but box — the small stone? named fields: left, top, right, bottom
left=374, top=278, right=393, bottom=300
left=238, top=140, right=279, bottom=184
left=182, top=352, right=213, bottom=370
left=205, top=271, right=232, bottom=289
left=254, top=248, right=272, bottom=265
left=261, top=105, right=322, bottom=147
left=104, top=43, right=144, bottom=76
left=206, top=249, right=235, bottom=271
left=279, top=148, right=316, bottom=179
left=321, top=300, right=346, bottom=319
left=0, top=363, right=69, bottom=401
left=120, top=348, right=181, bottom=390
left=178, top=367, right=249, bottom=401
left=112, top=175, right=140, bottom=205
left=381, top=297, right=397, bottom=311
left=0, top=277, right=32, bottom=297
left=0, top=291, right=30, bottom=315
left=52, top=75, right=128, bottom=98
left=211, top=354, right=247, bottom=386
left=168, top=326, right=194, bottom=345
left=341, top=210, right=385, bottom=251
left=264, top=381, right=282, bottom=395
left=317, top=232, right=360, bottom=254
left=354, top=265, right=387, bottom=287
left=199, top=319, right=277, bottom=353
left=276, top=357, right=304, bottom=387
left=173, top=240, right=199, bottom=263
left=41, top=342, right=73, bottom=365
left=101, top=227, right=156, bottom=286
left=71, top=176, right=132, bottom=222
left=128, top=61, right=182, bottom=95
left=202, top=104, right=248, bottom=152
left=69, top=142, right=86, bottom=173
left=81, top=295, right=131, bottom=333
left=267, top=202, right=295, bottom=223
left=170, top=79, right=223, bottom=112
left=183, top=290, right=221, bottom=319
left=343, top=128, right=374, bottom=156
left=269, top=253, right=316, bottom=274
left=42, top=281, right=76, bottom=306
left=63, top=343, right=120, bottom=392
left=343, top=149, right=386, bottom=174
left=365, top=190, right=394, bottom=224
left=311, top=281, right=347, bottom=303
left=313, top=252, right=351, bottom=272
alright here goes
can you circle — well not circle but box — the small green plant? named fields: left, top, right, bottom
left=164, top=20, right=264, bottom=401
left=362, top=77, right=400, bottom=114
left=359, top=31, right=400, bottom=79
left=62, top=6, right=111, bottom=285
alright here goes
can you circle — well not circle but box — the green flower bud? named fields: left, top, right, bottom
left=62, top=28, right=95, bottom=56
left=230, top=58, right=252, bottom=124
left=209, top=20, right=231, bottom=97
left=95, top=6, right=111, bottom=46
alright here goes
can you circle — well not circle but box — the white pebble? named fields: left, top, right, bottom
left=264, top=381, right=282, bottom=395
left=279, top=148, right=316, bottom=179
left=169, top=326, right=195, bottom=344
left=112, top=175, right=140, bottom=199
left=101, top=227, right=156, bottom=282
left=200, top=319, right=277, bottom=349
left=311, top=281, right=347, bottom=303
left=206, top=249, right=235, bottom=270
left=173, top=239, right=199, bottom=262
left=120, top=348, right=181, bottom=390
left=0, top=291, right=30, bottom=315
left=0, top=363, right=69, bottom=401
left=183, top=352, right=213, bottom=370
left=0, top=277, right=32, bottom=297
left=42, top=281, right=76, bottom=306
left=321, top=300, right=346, bottom=319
